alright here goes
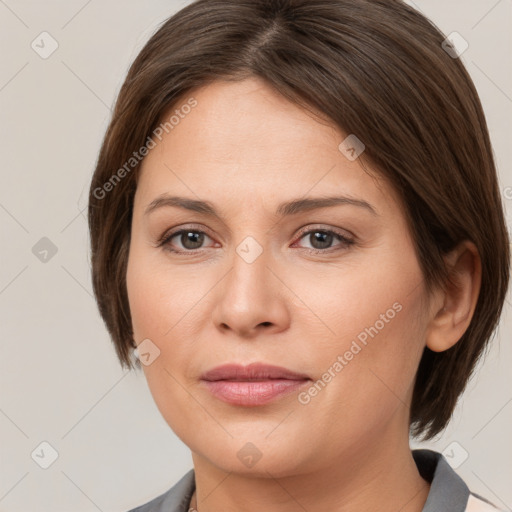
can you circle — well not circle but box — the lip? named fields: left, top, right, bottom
left=201, top=363, right=310, bottom=381
left=200, top=363, right=311, bottom=406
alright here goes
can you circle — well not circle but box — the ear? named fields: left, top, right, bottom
left=425, top=241, right=482, bottom=353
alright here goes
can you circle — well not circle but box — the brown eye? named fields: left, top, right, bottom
left=308, top=231, right=335, bottom=250
left=176, top=230, right=205, bottom=250
left=294, top=228, right=354, bottom=253
left=159, top=228, right=215, bottom=253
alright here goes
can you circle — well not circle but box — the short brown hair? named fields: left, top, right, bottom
left=88, top=0, right=510, bottom=439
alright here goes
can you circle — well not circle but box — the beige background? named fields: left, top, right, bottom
left=0, top=0, right=511, bottom=510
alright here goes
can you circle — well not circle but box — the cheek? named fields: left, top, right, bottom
left=126, top=243, right=201, bottom=341
left=291, top=283, right=427, bottom=460
left=288, top=240, right=424, bottom=353
left=290, top=242, right=427, bottom=414
left=126, top=244, right=218, bottom=394
left=126, top=264, right=165, bottom=341
left=126, top=248, right=203, bottom=440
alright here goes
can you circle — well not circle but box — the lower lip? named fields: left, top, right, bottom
left=201, top=379, right=310, bottom=406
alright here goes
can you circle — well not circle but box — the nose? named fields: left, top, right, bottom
left=211, top=244, right=291, bottom=338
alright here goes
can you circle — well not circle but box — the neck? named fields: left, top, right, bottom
left=189, top=417, right=429, bottom=512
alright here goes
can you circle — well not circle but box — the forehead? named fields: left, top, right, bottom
left=134, top=77, right=402, bottom=218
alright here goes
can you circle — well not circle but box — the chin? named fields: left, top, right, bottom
left=190, top=434, right=313, bottom=478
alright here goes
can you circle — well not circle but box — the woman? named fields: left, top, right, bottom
left=88, top=0, right=510, bottom=510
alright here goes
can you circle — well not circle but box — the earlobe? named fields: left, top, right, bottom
left=425, top=241, right=482, bottom=353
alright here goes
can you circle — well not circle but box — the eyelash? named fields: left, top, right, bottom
left=157, top=224, right=355, bottom=255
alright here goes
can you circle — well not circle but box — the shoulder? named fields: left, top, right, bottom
left=127, top=456, right=505, bottom=511
left=466, top=494, right=505, bottom=512
left=412, top=449, right=503, bottom=512
left=126, top=469, right=196, bottom=512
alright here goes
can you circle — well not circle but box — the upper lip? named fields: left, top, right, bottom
left=201, top=363, right=311, bottom=381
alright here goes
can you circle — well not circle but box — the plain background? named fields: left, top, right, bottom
left=0, top=1, right=511, bottom=511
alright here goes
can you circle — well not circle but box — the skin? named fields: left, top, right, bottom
left=126, top=76, right=481, bottom=512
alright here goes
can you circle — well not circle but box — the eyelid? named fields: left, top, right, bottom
left=158, top=224, right=353, bottom=242
left=157, top=223, right=356, bottom=254
left=290, top=229, right=354, bottom=255
left=157, top=223, right=215, bottom=246
left=293, top=224, right=355, bottom=243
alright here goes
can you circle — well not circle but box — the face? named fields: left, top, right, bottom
left=126, top=77, right=431, bottom=477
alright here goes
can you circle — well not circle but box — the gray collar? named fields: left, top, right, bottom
left=127, top=469, right=195, bottom=512
left=413, top=449, right=470, bottom=512
left=128, top=449, right=469, bottom=511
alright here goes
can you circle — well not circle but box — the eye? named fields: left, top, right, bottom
left=158, top=227, right=216, bottom=253
left=293, top=227, right=355, bottom=253
left=157, top=225, right=355, bottom=255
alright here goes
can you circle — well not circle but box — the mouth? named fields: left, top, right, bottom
left=200, top=363, right=312, bottom=406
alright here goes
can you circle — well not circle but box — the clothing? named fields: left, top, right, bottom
left=127, top=449, right=502, bottom=511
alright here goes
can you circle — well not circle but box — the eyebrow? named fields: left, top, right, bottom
left=144, top=194, right=378, bottom=218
